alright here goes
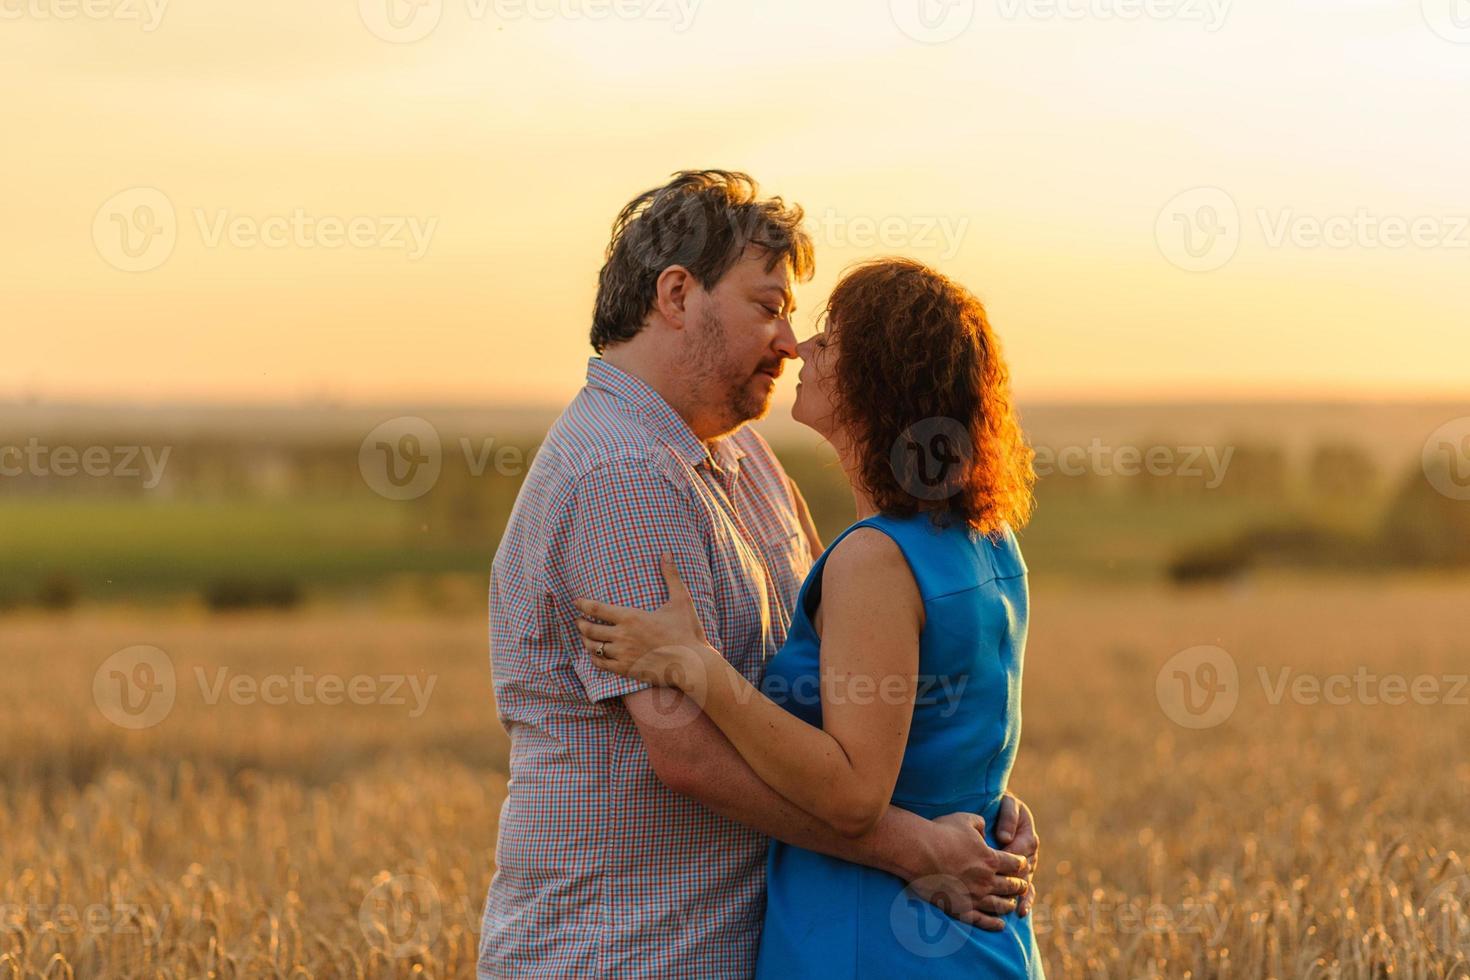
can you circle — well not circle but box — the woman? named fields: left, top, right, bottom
left=574, top=258, right=1042, bottom=978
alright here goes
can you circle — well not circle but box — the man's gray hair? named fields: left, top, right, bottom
left=590, top=170, right=815, bottom=353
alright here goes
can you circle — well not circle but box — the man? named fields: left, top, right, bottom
left=480, top=170, right=1038, bottom=979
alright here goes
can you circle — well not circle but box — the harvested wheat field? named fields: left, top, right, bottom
left=3, top=577, right=1468, bottom=978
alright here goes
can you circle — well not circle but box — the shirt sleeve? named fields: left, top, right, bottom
left=562, top=458, right=721, bottom=703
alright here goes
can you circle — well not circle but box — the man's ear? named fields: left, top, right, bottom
left=654, top=265, right=695, bottom=329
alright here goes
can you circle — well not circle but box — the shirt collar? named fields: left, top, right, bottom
left=585, top=358, right=747, bottom=473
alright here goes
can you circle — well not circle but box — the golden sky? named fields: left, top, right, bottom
left=4, top=0, right=1469, bottom=407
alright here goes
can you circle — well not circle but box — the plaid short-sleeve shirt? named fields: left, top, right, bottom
left=479, top=358, right=812, bottom=979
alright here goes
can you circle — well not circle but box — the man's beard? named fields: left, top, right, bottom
left=689, top=306, right=776, bottom=431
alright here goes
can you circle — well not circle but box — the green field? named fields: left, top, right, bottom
left=5, top=398, right=1455, bottom=607
left=0, top=486, right=1337, bottom=610
left=0, top=497, right=486, bottom=604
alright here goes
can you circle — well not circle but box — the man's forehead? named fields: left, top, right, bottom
left=738, top=250, right=794, bottom=290
left=758, top=268, right=794, bottom=294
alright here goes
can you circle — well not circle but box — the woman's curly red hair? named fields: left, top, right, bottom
left=825, top=258, right=1035, bottom=538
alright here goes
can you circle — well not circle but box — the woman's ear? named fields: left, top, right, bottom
left=654, top=265, right=694, bottom=329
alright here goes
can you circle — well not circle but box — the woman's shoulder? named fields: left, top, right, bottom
left=820, top=522, right=910, bottom=580
left=815, top=524, right=921, bottom=619
left=844, top=512, right=1028, bottom=595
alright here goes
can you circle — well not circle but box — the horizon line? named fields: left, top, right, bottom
left=4, top=391, right=1468, bottom=411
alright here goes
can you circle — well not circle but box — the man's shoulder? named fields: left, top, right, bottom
left=493, top=391, right=694, bottom=589
left=536, top=389, right=690, bottom=491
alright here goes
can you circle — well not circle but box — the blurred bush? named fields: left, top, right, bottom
left=1379, top=459, right=1470, bottom=567
left=1166, top=540, right=1252, bottom=585
left=35, top=571, right=80, bottom=610
left=202, top=577, right=303, bottom=612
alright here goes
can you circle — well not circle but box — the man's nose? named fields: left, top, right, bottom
left=773, top=317, right=799, bottom=358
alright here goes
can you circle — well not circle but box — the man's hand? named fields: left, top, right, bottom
left=905, top=812, right=1031, bottom=932
left=993, top=792, right=1041, bottom=918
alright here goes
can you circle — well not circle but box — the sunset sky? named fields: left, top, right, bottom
left=5, top=0, right=1469, bottom=407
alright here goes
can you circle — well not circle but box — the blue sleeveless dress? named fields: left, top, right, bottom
left=754, top=512, right=1044, bottom=979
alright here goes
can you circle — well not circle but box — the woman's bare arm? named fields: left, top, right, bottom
left=682, top=528, right=922, bottom=837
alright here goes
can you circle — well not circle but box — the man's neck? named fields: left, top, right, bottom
left=599, top=345, right=735, bottom=443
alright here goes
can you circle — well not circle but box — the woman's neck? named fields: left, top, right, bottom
left=832, top=433, right=880, bottom=522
